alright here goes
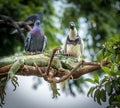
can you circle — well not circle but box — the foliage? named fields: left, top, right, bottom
left=86, top=36, right=120, bottom=107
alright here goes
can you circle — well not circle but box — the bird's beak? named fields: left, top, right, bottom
left=70, top=24, right=74, bottom=30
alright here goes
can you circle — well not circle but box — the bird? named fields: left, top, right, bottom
left=63, top=21, right=84, bottom=61
left=25, top=20, right=47, bottom=53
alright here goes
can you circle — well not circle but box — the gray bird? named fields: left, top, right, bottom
left=64, top=22, right=84, bottom=61
left=25, top=20, right=47, bottom=53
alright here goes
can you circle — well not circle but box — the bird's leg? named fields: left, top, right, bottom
left=63, top=53, right=73, bottom=56
left=36, top=51, right=41, bottom=54
left=67, top=53, right=73, bottom=56
left=30, top=52, right=36, bottom=55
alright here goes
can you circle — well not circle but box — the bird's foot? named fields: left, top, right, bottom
left=63, top=53, right=73, bottom=56
left=31, top=52, right=36, bottom=55
left=24, top=51, right=36, bottom=55
left=36, top=51, right=42, bottom=54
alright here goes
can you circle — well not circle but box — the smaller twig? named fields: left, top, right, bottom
left=45, top=61, right=84, bottom=83
left=25, top=25, right=32, bottom=31
left=17, top=21, right=32, bottom=31
left=83, top=62, right=100, bottom=66
left=0, top=15, right=25, bottom=42
left=17, top=21, right=33, bottom=27
left=46, top=47, right=61, bottom=75
left=34, top=63, right=45, bottom=77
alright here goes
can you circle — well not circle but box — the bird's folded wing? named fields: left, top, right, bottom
left=80, top=39, right=84, bottom=54
left=63, top=37, right=67, bottom=53
left=25, top=32, right=31, bottom=51
left=43, top=35, right=47, bottom=51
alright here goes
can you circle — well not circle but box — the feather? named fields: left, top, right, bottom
left=25, top=32, right=31, bottom=51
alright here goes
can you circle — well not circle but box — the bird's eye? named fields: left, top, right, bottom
left=36, top=21, right=40, bottom=26
left=70, top=23, right=74, bottom=26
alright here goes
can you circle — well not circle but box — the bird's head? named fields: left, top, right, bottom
left=34, top=20, right=41, bottom=27
left=37, top=11, right=43, bottom=23
left=69, top=22, right=75, bottom=30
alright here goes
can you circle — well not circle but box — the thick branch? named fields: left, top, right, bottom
left=72, top=61, right=109, bottom=79
left=0, top=60, right=109, bottom=82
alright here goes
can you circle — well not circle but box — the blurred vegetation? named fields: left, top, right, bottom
left=0, top=0, right=60, bottom=56
left=0, top=0, right=120, bottom=107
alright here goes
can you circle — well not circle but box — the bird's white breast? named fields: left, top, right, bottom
left=68, top=28, right=77, bottom=40
left=66, top=44, right=82, bottom=56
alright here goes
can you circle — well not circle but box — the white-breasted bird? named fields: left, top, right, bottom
left=63, top=22, right=84, bottom=61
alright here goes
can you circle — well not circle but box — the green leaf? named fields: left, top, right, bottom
left=109, top=63, right=118, bottom=76
left=103, top=49, right=111, bottom=58
left=110, top=52, right=116, bottom=62
left=105, top=82, right=112, bottom=95
left=112, top=80, right=119, bottom=92
left=100, top=76, right=108, bottom=84
left=94, top=89, right=101, bottom=105
left=97, top=49, right=104, bottom=61
left=109, top=94, right=115, bottom=105
left=114, top=63, right=119, bottom=73
left=85, top=78, right=95, bottom=84
left=111, top=64, right=114, bottom=72
left=94, top=73, right=99, bottom=84
left=116, top=95, right=120, bottom=101
left=106, top=105, right=115, bottom=108
left=87, top=87, right=96, bottom=97
left=101, top=89, right=106, bottom=102
left=102, top=66, right=111, bottom=75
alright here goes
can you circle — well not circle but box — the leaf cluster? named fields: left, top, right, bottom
left=86, top=36, right=120, bottom=107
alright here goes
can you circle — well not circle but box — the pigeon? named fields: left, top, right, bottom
left=25, top=20, right=47, bottom=53
left=63, top=21, right=84, bottom=61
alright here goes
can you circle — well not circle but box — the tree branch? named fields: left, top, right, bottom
left=0, top=55, right=109, bottom=83
left=46, top=47, right=61, bottom=75
left=0, top=15, right=25, bottom=42
left=0, top=15, right=34, bottom=42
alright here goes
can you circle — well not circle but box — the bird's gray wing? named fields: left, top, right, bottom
left=42, top=35, right=47, bottom=51
left=80, top=38, right=84, bottom=55
left=25, top=32, right=31, bottom=51
left=63, top=37, right=67, bottom=53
